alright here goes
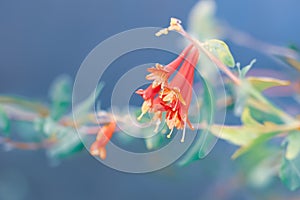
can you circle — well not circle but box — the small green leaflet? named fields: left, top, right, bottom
left=279, top=153, right=300, bottom=191
left=285, top=131, right=300, bottom=160
left=204, top=39, right=235, bottom=67
left=236, top=59, right=256, bottom=78
left=0, top=105, right=10, bottom=136
left=49, top=75, right=72, bottom=120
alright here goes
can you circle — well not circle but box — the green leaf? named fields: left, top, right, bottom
left=205, top=39, right=235, bottom=67
left=145, top=132, right=164, bottom=150
left=241, top=107, right=261, bottom=126
left=232, top=124, right=280, bottom=159
left=177, top=75, right=216, bottom=166
left=42, top=117, right=60, bottom=137
left=49, top=75, right=72, bottom=120
left=197, top=77, right=216, bottom=159
left=0, top=96, right=49, bottom=116
left=276, top=45, right=300, bottom=72
left=209, top=118, right=291, bottom=158
left=279, top=154, right=300, bottom=191
left=236, top=59, right=256, bottom=78
left=47, top=129, right=84, bottom=159
left=0, top=106, right=10, bottom=136
left=209, top=125, right=259, bottom=146
left=247, top=104, right=284, bottom=124
left=247, top=76, right=290, bottom=92
left=73, top=83, right=104, bottom=117
left=285, top=131, right=300, bottom=160
left=238, top=144, right=281, bottom=188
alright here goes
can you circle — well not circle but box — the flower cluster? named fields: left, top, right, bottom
left=136, top=44, right=199, bottom=142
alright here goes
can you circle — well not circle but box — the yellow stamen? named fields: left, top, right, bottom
left=181, top=121, right=187, bottom=143
left=155, top=28, right=169, bottom=37
left=169, top=18, right=182, bottom=31
left=137, top=100, right=151, bottom=121
left=167, top=128, right=174, bottom=138
left=154, top=119, right=161, bottom=133
left=155, top=18, right=183, bottom=37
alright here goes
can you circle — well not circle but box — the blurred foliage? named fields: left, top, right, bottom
left=0, top=75, right=104, bottom=162
left=186, top=0, right=300, bottom=191
left=0, top=0, right=300, bottom=193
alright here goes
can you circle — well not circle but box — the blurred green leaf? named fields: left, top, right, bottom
left=145, top=132, right=164, bottom=150
left=0, top=96, right=49, bottom=116
left=233, top=80, right=251, bottom=116
left=247, top=76, right=290, bottom=92
left=205, top=39, right=235, bottom=67
left=196, top=77, right=217, bottom=159
left=47, top=129, right=84, bottom=159
left=247, top=103, right=284, bottom=124
left=73, top=83, right=104, bottom=117
left=188, top=0, right=220, bottom=40
left=279, top=153, right=300, bottom=191
left=238, top=144, right=281, bottom=188
left=232, top=124, right=280, bottom=159
left=34, top=116, right=73, bottom=140
left=241, top=107, right=261, bottom=126
left=276, top=45, right=300, bottom=72
left=229, top=60, right=256, bottom=116
left=285, top=131, right=300, bottom=160
left=177, top=75, right=216, bottom=166
left=210, top=125, right=259, bottom=146
left=42, top=117, right=60, bottom=137
left=0, top=106, right=10, bottom=136
left=49, top=75, right=72, bottom=120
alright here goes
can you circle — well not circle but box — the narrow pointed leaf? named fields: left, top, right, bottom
left=247, top=77, right=290, bottom=92
left=240, top=59, right=256, bottom=77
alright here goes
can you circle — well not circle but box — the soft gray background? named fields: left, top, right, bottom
left=0, top=0, right=300, bottom=199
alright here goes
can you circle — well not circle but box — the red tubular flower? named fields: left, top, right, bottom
left=136, top=44, right=200, bottom=142
left=90, top=121, right=116, bottom=160
left=135, top=44, right=194, bottom=121
left=135, top=84, right=161, bottom=120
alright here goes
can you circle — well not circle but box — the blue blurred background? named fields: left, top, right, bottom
left=1, top=0, right=300, bottom=199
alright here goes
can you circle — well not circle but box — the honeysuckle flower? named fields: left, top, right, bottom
left=136, top=85, right=161, bottom=120
left=146, top=44, right=194, bottom=89
left=90, top=121, right=116, bottom=160
left=136, top=40, right=200, bottom=142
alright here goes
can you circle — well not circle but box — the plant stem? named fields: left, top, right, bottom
left=176, top=28, right=297, bottom=124
left=178, top=29, right=241, bottom=85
